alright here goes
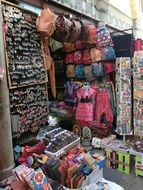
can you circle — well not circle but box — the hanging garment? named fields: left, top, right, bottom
left=64, top=81, right=80, bottom=106
left=95, top=89, right=113, bottom=124
left=42, top=37, right=56, bottom=98
left=76, top=86, right=95, bottom=122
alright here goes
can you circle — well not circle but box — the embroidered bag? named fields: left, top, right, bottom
left=92, top=62, right=104, bottom=78
left=82, top=49, right=92, bottom=64
left=101, top=46, right=116, bottom=61
left=90, top=48, right=101, bottom=62
left=36, top=5, right=56, bottom=37
left=65, top=53, right=74, bottom=64
left=75, top=65, right=85, bottom=79
left=74, top=51, right=83, bottom=64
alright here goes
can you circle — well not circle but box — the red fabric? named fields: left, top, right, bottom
left=87, top=25, right=97, bottom=44
left=134, top=39, right=143, bottom=51
left=76, top=88, right=95, bottom=121
left=21, top=142, right=46, bottom=159
left=82, top=49, right=92, bottom=64
left=105, top=62, right=115, bottom=73
left=74, top=51, right=83, bottom=64
left=75, top=41, right=85, bottom=50
left=65, top=53, right=74, bottom=64
left=95, top=89, right=113, bottom=123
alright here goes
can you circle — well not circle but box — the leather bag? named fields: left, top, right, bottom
left=36, top=6, right=56, bottom=37
left=52, top=15, right=72, bottom=42
left=68, top=19, right=81, bottom=43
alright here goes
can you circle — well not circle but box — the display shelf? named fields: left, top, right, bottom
left=44, top=137, right=80, bottom=157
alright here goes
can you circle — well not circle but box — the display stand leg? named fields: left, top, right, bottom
left=123, top=135, right=126, bottom=145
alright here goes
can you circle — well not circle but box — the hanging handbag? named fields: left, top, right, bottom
left=75, top=40, right=85, bottom=50
left=49, top=38, right=63, bottom=52
left=52, top=15, right=72, bottom=42
left=86, top=24, right=97, bottom=44
left=82, top=49, right=92, bottom=64
left=75, top=65, right=85, bottom=79
left=92, top=62, right=104, bottom=78
left=65, top=53, right=74, bottom=64
left=101, top=46, right=116, bottom=61
left=134, top=38, right=143, bottom=51
left=74, top=50, right=83, bottom=64
left=90, top=48, right=101, bottom=62
left=64, top=43, right=76, bottom=52
left=67, top=19, right=81, bottom=43
left=36, top=5, right=56, bottom=37
left=79, top=20, right=89, bottom=41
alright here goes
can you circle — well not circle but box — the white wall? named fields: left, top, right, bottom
left=109, top=0, right=131, bottom=17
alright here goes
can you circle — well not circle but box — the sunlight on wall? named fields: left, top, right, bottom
left=109, top=0, right=131, bottom=17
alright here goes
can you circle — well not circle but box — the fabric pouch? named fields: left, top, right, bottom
left=92, top=62, right=104, bottom=78
left=65, top=53, right=74, bottom=64
left=66, top=65, right=75, bottom=78
left=75, top=65, right=85, bottom=79
left=74, top=51, right=83, bottom=64
left=82, top=49, right=92, bottom=65
left=90, top=48, right=101, bottom=62
left=101, top=46, right=116, bottom=61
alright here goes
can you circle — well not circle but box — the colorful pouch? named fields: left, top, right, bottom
left=82, top=49, right=92, bottom=64
left=92, top=62, right=104, bottom=78
left=74, top=51, right=83, bottom=64
left=75, top=65, right=85, bottom=79
left=65, top=53, right=74, bottom=64
left=101, top=46, right=116, bottom=61
left=90, top=48, right=101, bottom=62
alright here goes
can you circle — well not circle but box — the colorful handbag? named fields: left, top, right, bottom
left=75, top=41, right=85, bottom=50
left=65, top=53, right=74, bottom=64
left=74, top=51, right=83, bottom=64
left=84, top=65, right=95, bottom=82
left=64, top=43, right=76, bottom=52
left=90, top=48, right=101, bottom=62
left=87, top=25, right=97, bottom=44
left=66, top=65, right=75, bottom=78
left=49, top=38, right=63, bottom=52
left=134, top=38, right=143, bottom=51
left=82, top=49, right=92, bottom=65
left=75, top=65, right=85, bottom=79
left=36, top=5, right=56, bottom=37
left=92, top=62, right=104, bottom=78
left=101, top=46, right=116, bottom=61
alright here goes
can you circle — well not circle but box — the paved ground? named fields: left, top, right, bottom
left=88, top=147, right=143, bottom=190
left=103, top=167, right=143, bottom=190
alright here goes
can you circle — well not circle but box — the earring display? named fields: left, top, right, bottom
left=133, top=52, right=143, bottom=135
left=1, top=1, right=49, bottom=138
left=2, top=2, right=48, bottom=88
left=10, top=84, right=49, bottom=135
left=116, top=57, right=132, bottom=135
